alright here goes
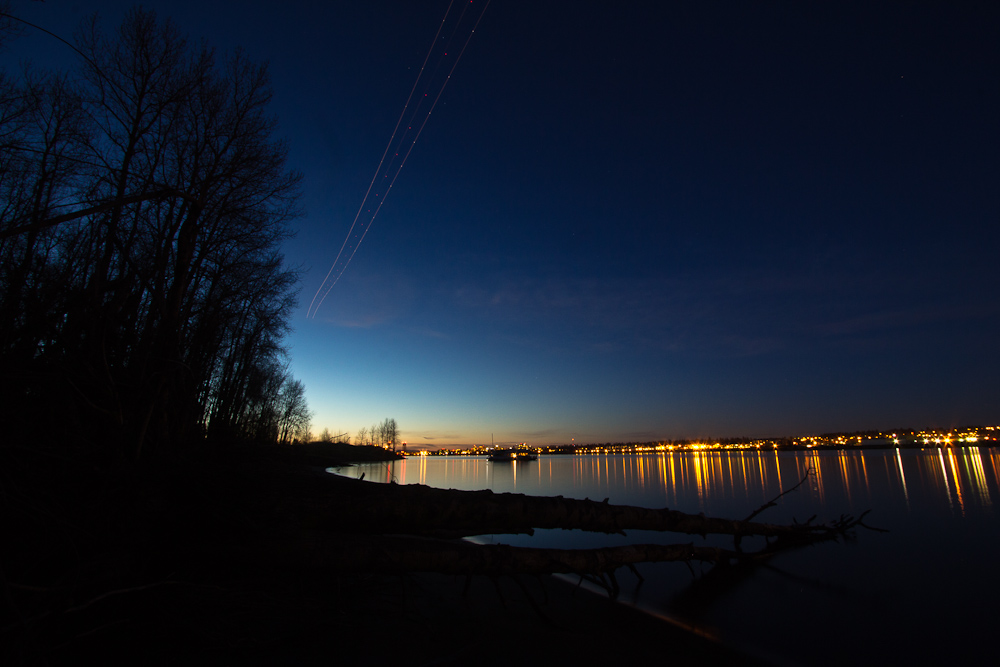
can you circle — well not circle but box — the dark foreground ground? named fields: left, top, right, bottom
left=27, top=571, right=767, bottom=666
left=280, top=572, right=769, bottom=666
left=3, top=443, right=770, bottom=665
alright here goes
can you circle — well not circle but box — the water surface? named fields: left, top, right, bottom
left=333, top=447, right=999, bottom=665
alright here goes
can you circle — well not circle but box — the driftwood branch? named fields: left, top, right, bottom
left=743, top=466, right=814, bottom=522
left=225, top=468, right=876, bottom=598
left=269, top=532, right=741, bottom=575
left=286, top=472, right=853, bottom=543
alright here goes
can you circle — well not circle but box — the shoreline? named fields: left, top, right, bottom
left=315, top=571, right=772, bottom=666
left=0, top=446, right=771, bottom=664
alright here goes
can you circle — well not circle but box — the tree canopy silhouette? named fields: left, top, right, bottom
left=0, top=7, right=306, bottom=462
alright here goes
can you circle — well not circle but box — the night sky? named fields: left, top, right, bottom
left=7, top=1, right=999, bottom=447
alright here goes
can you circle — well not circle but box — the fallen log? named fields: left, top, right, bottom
left=270, top=467, right=865, bottom=545
left=204, top=464, right=875, bottom=603
left=269, top=531, right=740, bottom=574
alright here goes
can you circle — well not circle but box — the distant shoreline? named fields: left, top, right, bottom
left=419, top=439, right=999, bottom=457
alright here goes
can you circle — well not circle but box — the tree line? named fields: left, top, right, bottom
left=355, top=418, right=400, bottom=451
left=0, top=7, right=310, bottom=463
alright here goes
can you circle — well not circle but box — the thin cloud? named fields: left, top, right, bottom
left=406, top=325, right=450, bottom=340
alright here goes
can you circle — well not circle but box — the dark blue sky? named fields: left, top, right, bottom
left=7, top=1, right=999, bottom=446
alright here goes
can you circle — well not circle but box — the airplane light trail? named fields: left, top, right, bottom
left=308, top=0, right=490, bottom=318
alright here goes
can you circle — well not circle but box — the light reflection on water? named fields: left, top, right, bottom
left=337, top=447, right=998, bottom=518
left=332, top=447, right=1000, bottom=666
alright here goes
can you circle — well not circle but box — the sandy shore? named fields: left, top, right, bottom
left=249, top=572, right=772, bottom=666
left=27, top=552, right=770, bottom=665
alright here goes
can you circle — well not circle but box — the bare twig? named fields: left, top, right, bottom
left=743, top=466, right=815, bottom=523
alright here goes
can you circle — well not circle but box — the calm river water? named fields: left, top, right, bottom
left=331, top=447, right=999, bottom=665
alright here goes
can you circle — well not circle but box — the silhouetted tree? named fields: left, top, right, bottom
left=276, top=378, right=311, bottom=445
left=379, top=417, right=399, bottom=452
left=0, top=7, right=306, bottom=462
